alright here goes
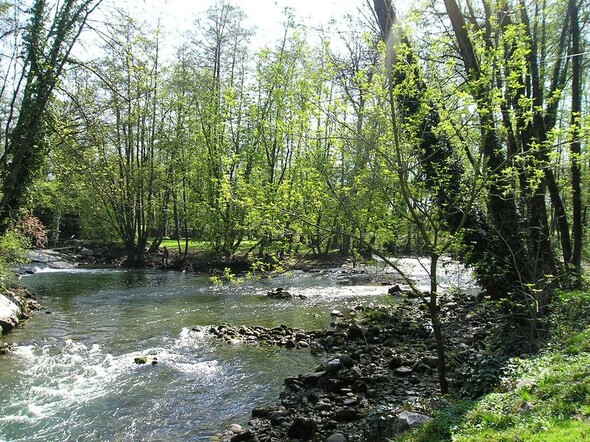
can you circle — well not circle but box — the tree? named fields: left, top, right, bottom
left=441, top=0, right=576, bottom=308
left=568, top=0, right=583, bottom=285
left=188, top=0, right=254, bottom=257
left=0, top=0, right=102, bottom=231
left=63, top=12, right=166, bottom=266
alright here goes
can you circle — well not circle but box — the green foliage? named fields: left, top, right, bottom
left=398, top=289, right=590, bottom=442
left=210, top=267, right=242, bottom=286
left=0, top=229, right=29, bottom=280
left=453, top=352, right=509, bottom=399
left=450, top=347, right=590, bottom=442
left=394, top=401, right=474, bottom=442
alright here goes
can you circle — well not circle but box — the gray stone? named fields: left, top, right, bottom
left=393, top=411, right=433, bottom=433
left=326, top=434, right=347, bottom=442
left=394, top=366, right=413, bottom=376
left=0, top=294, right=21, bottom=334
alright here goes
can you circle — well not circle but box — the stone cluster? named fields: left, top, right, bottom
left=266, top=288, right=308, bottom=300
left=209, top=291, right=490, bottom=442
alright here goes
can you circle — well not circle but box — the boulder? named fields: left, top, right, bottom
left=287, top=417, right=317, bottom=440
left=393, top=411, right=432, bottom=433
left=267, top=288, right=293, bottom=300
left=0, top=294, right=21, bottom=334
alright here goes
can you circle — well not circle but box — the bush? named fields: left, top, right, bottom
left=0, top=229, right=29, bottom=280
left=12, top=212, right=48, bottom=249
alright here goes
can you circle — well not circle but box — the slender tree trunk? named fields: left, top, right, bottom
left=429, top=254, right=449, bottom=394
left=569, top=0, right=583, bottom=285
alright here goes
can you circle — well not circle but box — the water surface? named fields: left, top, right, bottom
left=0, top=267, right=390, bottom=441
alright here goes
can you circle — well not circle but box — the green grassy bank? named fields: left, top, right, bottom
left=397, top=290, right=590, bottom=442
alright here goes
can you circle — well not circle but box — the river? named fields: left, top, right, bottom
left=0, top=258, right=477, bottom=441
left=0, top=266, right=395, bottom=441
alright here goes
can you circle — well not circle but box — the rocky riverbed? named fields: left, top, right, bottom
left=206, top=288, right=491, bottom=442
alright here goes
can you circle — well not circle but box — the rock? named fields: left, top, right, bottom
left=388, top=284, right=402, bottom=295
left=326, top=434, right=347, bottom=442
left=422, top=355, right=439, bottom=368
left=393, top=411, right=432, bottom=433
left=287, top=417, right=317, bottom=440
left=47, top=261, right=74, bottom=270
left=334, top=408, right=363, bottom=422
left=331, top=310, right=343, bottom=317
left=394, top=366, right=413, bottom=376
left=338, top=354, right=354, bottom=368
left=0, top=343, right=10, bottom=355
left=229, top=423, right=244, bottom=434
left=346, top=324, right=364, bottom=340
left=267, top=288, right=293, bottom=300
left=326, top=359, right=344, bottom=375
left=134, top=356, right=148, bottom=364
left=231, top=430, right=258, bottom=442
left=303, top=371, right=325, bottom=386
left=0, top=294, right=21, bottom=334
left=388, top=355, right=403, bottom=369
left=252, top=407, right=274, bottom=418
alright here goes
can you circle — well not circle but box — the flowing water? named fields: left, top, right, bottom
left=0, top=258, right=477, bottom=441
left=0, top=267, right=394, bottom=441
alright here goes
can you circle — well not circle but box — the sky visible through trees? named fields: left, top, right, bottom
left=0, top=0, right=587, bottom=395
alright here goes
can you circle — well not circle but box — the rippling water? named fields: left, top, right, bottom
left=0, top=268, right=393, bottom=441
left=0, top=259, right=477, bottom=441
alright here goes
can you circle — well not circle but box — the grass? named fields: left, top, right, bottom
left=157, top=239, right=260, bottom=255
left=395, top=289, right=590, bottom=442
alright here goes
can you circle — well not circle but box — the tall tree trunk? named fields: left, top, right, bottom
left=569, top=0, right=583, bottom=285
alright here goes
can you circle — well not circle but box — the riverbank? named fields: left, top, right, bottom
left=5, top=246, right=485, bottom=440
left=210, top=287, right=492, bottom=441
left=0, top=285, right=40, bottom=337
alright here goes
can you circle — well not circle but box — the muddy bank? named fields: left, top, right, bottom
left=206, top=288, right=490, bottom=441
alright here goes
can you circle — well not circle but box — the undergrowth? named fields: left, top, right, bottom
left=395, top=289, right=590, bottom=442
